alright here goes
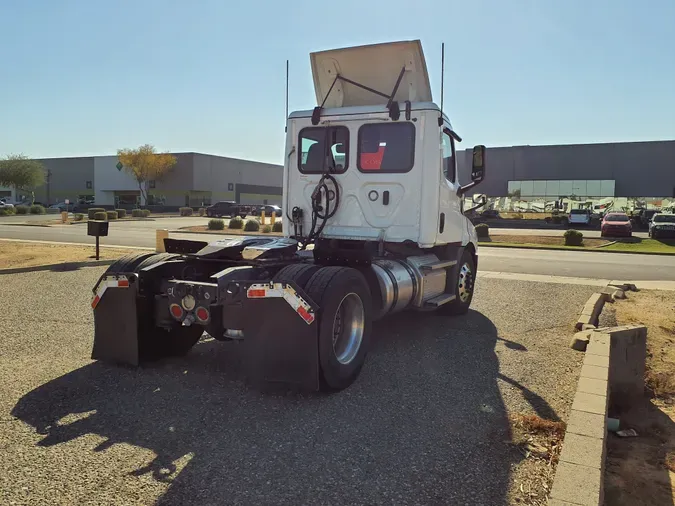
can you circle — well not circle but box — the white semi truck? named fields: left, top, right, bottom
left=90, top=40, right=487, bottom=391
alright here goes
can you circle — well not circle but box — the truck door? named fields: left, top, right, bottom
left=436, top=126, right=465, bottom=244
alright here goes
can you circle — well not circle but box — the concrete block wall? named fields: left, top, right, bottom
left=550, top=324, right=647, bottom=505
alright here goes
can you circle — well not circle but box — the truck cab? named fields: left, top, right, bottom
left=284, top=40, right=483, bottom=252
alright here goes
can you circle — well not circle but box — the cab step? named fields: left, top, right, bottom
left=420, top=260, right=457, bottom=272
left=424, top=293, right=457, bottom=308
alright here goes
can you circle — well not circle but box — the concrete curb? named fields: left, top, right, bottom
left=478, top=242, right=675, bottom=256
left=0, top=259, right=115, bottom=275
left=551, top=324, right=647, bottom=505
left=575, top=292, right=610, bottom=330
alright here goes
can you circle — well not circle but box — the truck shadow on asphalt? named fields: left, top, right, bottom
left=12, top=309, right=558, bottom=505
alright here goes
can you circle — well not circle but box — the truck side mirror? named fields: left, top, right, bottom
left=459, top=145, right=487, bottom=195
left=471, top=145, right=486, bottom=183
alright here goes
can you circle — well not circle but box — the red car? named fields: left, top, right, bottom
left=601, top=212, right=632, bottom=237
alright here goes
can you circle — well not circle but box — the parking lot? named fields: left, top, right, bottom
left=0, top=266, right=596, bottom=505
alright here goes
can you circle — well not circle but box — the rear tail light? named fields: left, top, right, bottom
left=170, top=303, right=184, bottom=319
left=195, top=307, right=210, bottom=322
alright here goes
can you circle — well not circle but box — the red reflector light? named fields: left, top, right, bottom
left=195, top=307, right=209, bottom=322
left=297, top=306, right=314, bottom=324
left=170, top=304, right=183, bottom=319
left=117, top=279, right=129, bottom=287
left=91, top=295, right=101, bottom=309
left=248, top=289, right=266, bottom=298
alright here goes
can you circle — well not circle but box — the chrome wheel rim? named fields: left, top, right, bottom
left=332, top=293, right=365, bottom=365
left=458, top=263, right=473, bottom=303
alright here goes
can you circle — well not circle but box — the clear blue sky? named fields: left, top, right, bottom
left=1, top=0, right=674, bottom=164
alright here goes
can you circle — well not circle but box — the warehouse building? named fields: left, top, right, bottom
left=12, top=153, right=283, bottom=209
left=457, top=139, right=675, bottom=199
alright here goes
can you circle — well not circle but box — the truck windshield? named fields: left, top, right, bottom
left=654, top=215, right=675, bottom=223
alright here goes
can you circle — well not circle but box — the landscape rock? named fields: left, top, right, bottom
left=570, top=331, right=592, bottom=351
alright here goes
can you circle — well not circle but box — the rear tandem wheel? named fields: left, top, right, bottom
left=304, top=266, right=373, bottom=392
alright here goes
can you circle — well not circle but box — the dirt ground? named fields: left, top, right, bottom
left=488, top=234, right=610, bottom=248
left=604, top=290, right=675, bottom=506
left=508, top=414, right=566, bottom=505
left=0, top=241, right=148, bottom=270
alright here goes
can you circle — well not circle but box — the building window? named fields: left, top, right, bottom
left=228, top=183, right=234, bottom=191
left=357, top=123, right=415, bottom=173
left=298, top=126, right=349, bottom=174
left=149, top=180, right=156, bottom=189
left=85, top=181, right=92, bottom=189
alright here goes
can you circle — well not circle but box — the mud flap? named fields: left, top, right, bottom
left=235, top=282, right=320, bottom=391
left=91, top=274, right=141, bottom=366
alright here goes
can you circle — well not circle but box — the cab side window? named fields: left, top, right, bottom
left=442, top=130, right=455, bottom=183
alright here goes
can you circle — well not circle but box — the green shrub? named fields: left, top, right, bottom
left=30, top=205, right=46, bottom=215
left=131, top=209, right=143, bottom=218
left=564, top=229, right=583, bottom=246
left=475, top=223, right=490, bottom=239
left=94, top=211, right=107, bottom=220
left=0, top=208, right=15, bottom=216
left=74, top=213, right=84, bottom=221
left=198, top=208, right=206, bottom=217
left=262, top=224, right=272, bottom=233
left=115, top=208, right=127, bottom=218
left=106, top=211, right=118, bottom=220
left=179, top=207, right=193, bottom=216
left=88, top=207, right=105, bottom=219
left=141, top=209, right=151, bottom=218
left=15, top=205, right=28, bottom=215
left=228, top=216, right=243, bottom=229
left=244, top=219, right=260, bottom=232
left=272, top=221, right=283, bottom=233
left=208, top=218, right=225, bottom=230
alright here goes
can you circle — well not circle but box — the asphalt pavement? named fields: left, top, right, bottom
left=0, top=218, right=673, bottom=281
left=1, top=266, right=593, bottom=505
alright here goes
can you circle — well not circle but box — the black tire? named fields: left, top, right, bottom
left=436, top=248, right=476, bottom=316
left=105, top=252, right=157, bottom=275
left=135, top=252, right=180, bottom=272
left=304, top=266, right=372, bottom=391
left=274, top=263, right=320, bottom=289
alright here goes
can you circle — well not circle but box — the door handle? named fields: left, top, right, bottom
left=382, top=191, right=390, bottom=206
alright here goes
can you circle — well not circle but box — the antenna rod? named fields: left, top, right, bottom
left=439, top=42, right=445, bottom=126
left=285, top=60, right=289, bottom=133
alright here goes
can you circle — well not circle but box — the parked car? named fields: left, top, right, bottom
left=251, top=205, right=282, bottom=217
left=649, top=213, right=675, bottom=239
left=49, top=202, right=79, bottom=212
left=205, top=201, right=247, bottom=219
left=600, top=212, right=632, bottom=237
left=632, top=208, right=659, bottom=229
left=568, top=208, right=592, bottom=226
left=0, top=199, right=14, bottom=209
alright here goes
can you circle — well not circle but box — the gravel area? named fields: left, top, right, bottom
left=0, top=267, right=596, bottom=505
